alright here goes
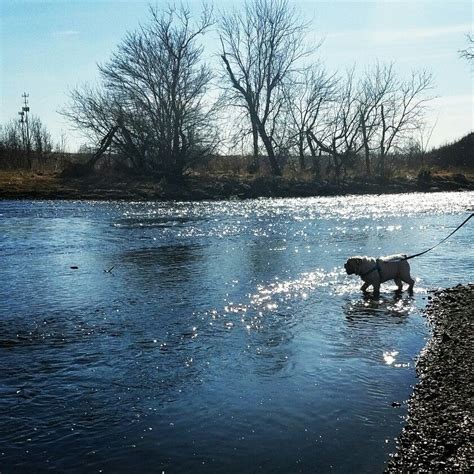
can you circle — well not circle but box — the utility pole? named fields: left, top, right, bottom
left=18, top=93, right=31, bottom=168
left=21, top=93, right=31, bottom=151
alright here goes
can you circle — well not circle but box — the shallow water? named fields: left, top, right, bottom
left=0, top=191, right=472, bottom=472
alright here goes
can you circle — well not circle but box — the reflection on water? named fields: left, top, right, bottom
left=345, top=293, right=417, bottom=320
left=0, top=192, right=472, bottom=473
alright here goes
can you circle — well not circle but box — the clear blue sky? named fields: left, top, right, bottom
left=1, top=0, right=472, bottom=151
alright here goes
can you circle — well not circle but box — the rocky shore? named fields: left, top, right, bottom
left=387, top=284, right=473, bottom=472
left=0, top=171, right=472, bottom=201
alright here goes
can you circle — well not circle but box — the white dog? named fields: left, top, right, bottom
left=344, top=254, right=415, bottom=296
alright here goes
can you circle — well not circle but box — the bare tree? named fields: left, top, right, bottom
left=376, top=70, right=433, bottom=177
left=284, top=64, right=337, bottom=173
left=0, top=120, right=23, bottom=152
left=0, top=116, right=53, bottom=169
left=63, top=4, right=216, bottom=178
left=0, top=120, right=23, bottom=169
left=218, top=0, right=310, bottom=176
left=64, top=85, right=143, bottom=166
left=404, top=118, right=437, bottom=169
left=459, top=33, right=474, bottom=63
left=307, top=69, right=363, bottom=183
left=30, top=116, right=53, bottom=158
left=358, top=62, right=396, bottom=176
left=55, top=131, right=69, bottom=154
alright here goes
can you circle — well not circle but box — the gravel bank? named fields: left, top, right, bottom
left=387, top=284, right=473, bottom=472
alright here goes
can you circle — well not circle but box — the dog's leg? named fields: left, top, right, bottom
left=373, top=282, right=381, bottom=297
left=360, top=282, right=369, bottom=293
left=401, top=275, right=415, bottom=294
left=394, top=278, right=403, bottom=292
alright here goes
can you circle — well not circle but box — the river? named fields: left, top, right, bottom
left=0, top=191, right=472, bottom=472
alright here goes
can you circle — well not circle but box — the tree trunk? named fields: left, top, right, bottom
left=379, top=104, right=386, bottom=178
left=221, top=53, right=281, bottom=176
left=332, top=139, right=342, bottom=184
left=298, top=138, right=306, bottom=172
left=306, top=132, right=320, bottom=177
left=87, top=125, right=119, bottom=169
left=253, top=115, right=281, bottom=176
left=120, top=122, right=146, bottom=172
left=333, top=155, right=343, bottom=184
left=260, top=128, right=281, bottom=176
left=360, top=113, right=371, bottom=176
left=251, top=122, right=260, bottom=171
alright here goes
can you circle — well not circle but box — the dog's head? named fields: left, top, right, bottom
left=344, top=257, right=364, bottom=275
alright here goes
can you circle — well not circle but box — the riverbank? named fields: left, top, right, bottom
left=387, top=284, right=474, bottom=472
left=0, top=170, right=472, bottom=201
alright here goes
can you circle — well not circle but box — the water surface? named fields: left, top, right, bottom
left=0, top=191, right=472, bottom=472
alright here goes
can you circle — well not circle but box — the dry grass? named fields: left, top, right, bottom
left=0, top=170, right=62, bottom=194
left=0, top=161, right=472, bottom=201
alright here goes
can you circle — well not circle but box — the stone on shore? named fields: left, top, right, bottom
left=387, top=284, right=474, bottom=472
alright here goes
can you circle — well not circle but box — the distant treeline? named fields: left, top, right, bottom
left=0, top=115, right=54, bottom=170
left=425, top=133, right=473, bottom=168
left=1, top=0, right=471, bottom=182
left=1, top=130, right=472, bottom=182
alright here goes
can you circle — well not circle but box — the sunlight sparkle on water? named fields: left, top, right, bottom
left=383, top=351, right=399, bottom=365
left=0, top=192, right=472, bottom=473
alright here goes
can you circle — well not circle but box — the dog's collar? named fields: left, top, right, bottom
left=360, top=260, right=381, bottom=278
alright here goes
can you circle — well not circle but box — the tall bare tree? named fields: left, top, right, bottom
left=376, top=70, right=433, bottom=177
left=218, top=0, right=310, bottom=176
left=358, top=62, right=396, bottom=176
left=307, top=69, right=363, bottom=183
left=63, top=4, right=216, bottom=178
left=284, top=64, right=337, bottom=172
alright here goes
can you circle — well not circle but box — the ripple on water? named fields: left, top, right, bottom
left=0, top=192, right=472, bottom=472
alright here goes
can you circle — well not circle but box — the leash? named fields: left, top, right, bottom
left=404, top=212, right=473, bottom=260
left=359, top=212, right=473, bottom=278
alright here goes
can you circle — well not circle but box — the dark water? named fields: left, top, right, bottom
left=0, top=192, right=472, bottom=473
